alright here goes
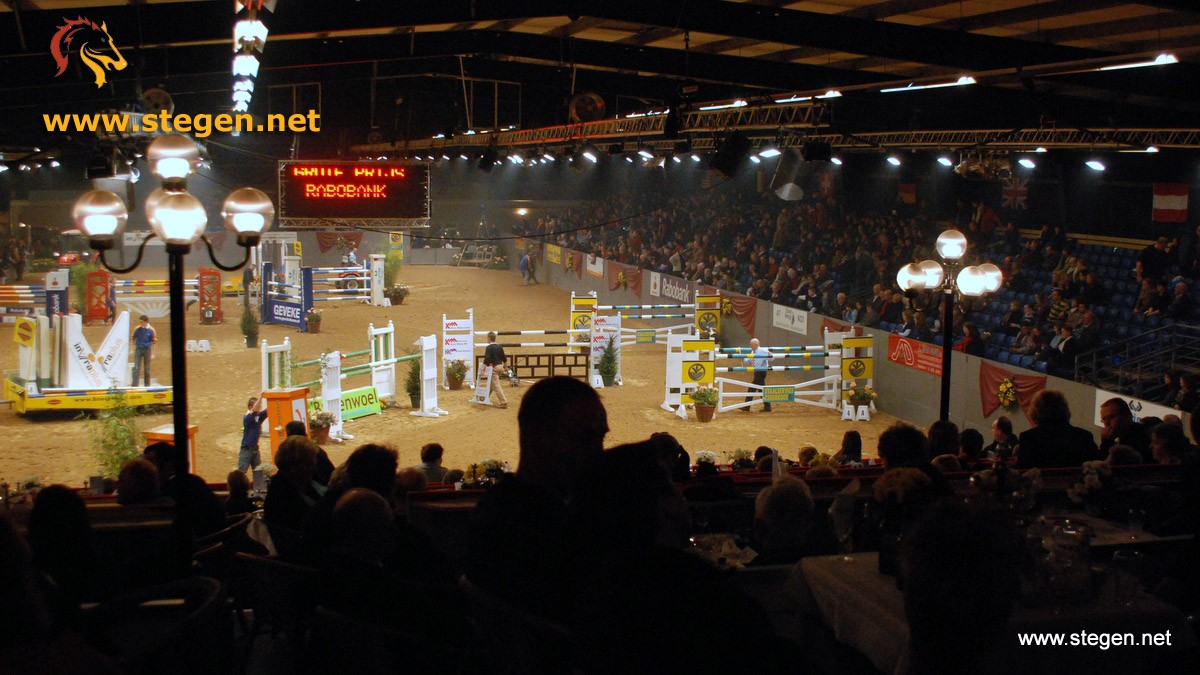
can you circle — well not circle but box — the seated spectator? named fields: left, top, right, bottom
left=1158, top=371, right=1181, bottom=406
left=753, top=445, right=775, bottom=465
left=264, top=436, right=321, bottom=559
left=1074, top=311, right=1100, bottom=352
left=1099, top=397, right=1151, bottom=462
left=1106, top=444, right=1145, bottom=466
left=957, top=428, right=987, bottom=471
left=901, top=502, right=1021, bottom=675
left=1178, top=373, right=1199, bottom=412
left=467, top=377, right=608, bottom=621
left=1151, top=423, right=1194, bottom=465
left=27, top=485, right=109, bottom=605
left=951, top=322, right=985, bottom=357
left=797, top=444, right=819, bottom=466
left=1145, top=279, right=1170, bottom=316
left=284, top=420, right=334, bottom=486
left=805, top=464, right=838, bottom=480
left=393, top=467, right=427, bottom=522
left=140, top=442, right=225, bottom=538
left=116, top=458, right=170, bottom=506
left=1135, top=278, right=1156, bottom=314
left=413, top=442, right=450, bottom=483
left=930, top=454, right=962, bottom=474
left=750, top=475, right=817, bottom=565
left=755, top=454, right=776, bottom=473
left=683, top=460, right=742, bottom=502
left=927, top=420, right=960, bottom=459
left=984, top=415, right=1018, bottom=463
left=225, top=469, right=255, bottom=516
left=833, top=430, right=864, bottom=467
left=1016, top=390, right=1098, bottom=469
left=1009, top=322, right=1035, bottom=355
left=1167, top=281, right=1194, bottom=320
left=1000, top=300, right=1023, bottom=335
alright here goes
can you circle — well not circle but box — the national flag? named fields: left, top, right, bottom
left=1001, top=177, right=1028, bottom=209
left=1153, top=183, right=1189, bottom=223
left=898, top=183, right=916, bottom=205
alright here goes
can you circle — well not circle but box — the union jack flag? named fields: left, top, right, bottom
left=1001, top=177, right=1028, bottom=209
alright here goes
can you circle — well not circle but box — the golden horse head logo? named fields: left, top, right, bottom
left=51, top=16, right=127, bottom=88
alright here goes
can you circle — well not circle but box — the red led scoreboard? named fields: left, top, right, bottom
left=278, top=161, right=429, bottom=220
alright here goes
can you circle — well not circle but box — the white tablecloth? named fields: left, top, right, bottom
left=792, top=552, right=1195, bottom=675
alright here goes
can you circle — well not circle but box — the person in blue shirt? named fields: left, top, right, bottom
left=239, top=394, right=268, bottom=473
left=742, top=338, right=774, bottom=412
left=131, top=314, right=156, bottom=386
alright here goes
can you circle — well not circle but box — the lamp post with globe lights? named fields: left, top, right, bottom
left=896, top=229, right=1002, bottom=422
left=72, top=133, right=274, bottom=475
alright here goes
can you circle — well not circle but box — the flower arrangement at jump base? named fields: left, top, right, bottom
left=200, top=303, right=219, bottom=324
left=845, top=381, right=877, bottom=406
left=309, top=410, right=335, bottom=443
left=997, top=378, right=1018, bottom=409
left=384, top=284, right=410, bottom=305
left=728, top=448, right=754, bottom=471
left=445, top=359, right=468, bottom=389
left=690, top=385, right=720, bottom=423
left=695, top=450, right=718, bottom=466
left=305, top=307, right=323, bottom=333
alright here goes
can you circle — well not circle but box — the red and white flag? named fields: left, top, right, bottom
left=1152, top=183, right=1189, bottom=223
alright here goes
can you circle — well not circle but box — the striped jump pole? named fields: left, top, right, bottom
left=717, top=365, right=831, bottom=372
left=475, top=341, right=574, bottom=348
left=473, top=329, right=589, bottom=336
left=619, top=313, right=690, bottom=320
left=719, top=345, right=826, bottom=353
left=597, top=303, right=695, bottom=310
left=715, top=351, right=832, bottom=359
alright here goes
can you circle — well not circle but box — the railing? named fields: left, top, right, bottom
left=1073, top=323, right=1200, bottom=398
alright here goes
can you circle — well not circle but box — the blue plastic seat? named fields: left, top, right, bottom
left=1033, top=360, right=1048, bottom=373
left=1019, top=355, right=1035, bottom=369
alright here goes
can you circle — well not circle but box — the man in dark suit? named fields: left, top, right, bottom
left=1016, top=390, right=1098, bottom=469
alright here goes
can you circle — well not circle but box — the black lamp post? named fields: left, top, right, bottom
left=897, top=229, right=1002, bottom=422
left=72, top=134, right=274, bottom=476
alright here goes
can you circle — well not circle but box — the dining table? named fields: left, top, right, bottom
left=790, top=551, right=1196, bottom=675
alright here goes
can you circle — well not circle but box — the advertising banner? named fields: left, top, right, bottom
left=887, top=334, right=942, bottom=377
left=545, top=244, right=562, bottom=265
left=772, top=304, right=808, bottom=335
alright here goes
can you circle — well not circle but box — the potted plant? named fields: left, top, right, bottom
left=597, top=334, right=619, bottom=386
left=405, top=351, right=423, bottom=408
left=385, top=284, right=410, bottom=306
left=305, top=307, right=322, bottom=334
left=309, top=410, right=335, bottom=443
left=240, top=305, right=258, bottom=348
left=445, top=359, right=468, bottom=390
left=690, top=385, right=720, bottom=423
left=729, top=448, right=755, bottom=471
left=89, top=388, right=140, bottom=492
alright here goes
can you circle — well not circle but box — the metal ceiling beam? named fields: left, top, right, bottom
left=926, top=0, right=1133, bottom=32
left=1033, top=11, right=1200, bottom=43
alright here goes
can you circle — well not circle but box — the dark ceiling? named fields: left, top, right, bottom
left=2, top=0, right=1200, bottom=158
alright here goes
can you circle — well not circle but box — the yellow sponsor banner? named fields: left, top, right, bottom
left=294, top=241, right=303, bottom=256
left=681, top=339, right=716, bottom=352
left=545, top=244, right=562, bottom=265
left=5, top=379, right=173, bottom=413
left=843, top=336, right=873, bottom=350
left=389, top=232, right=403, bottom=249
left=694, top=309, right=721, bottom=335
left=696, top=294, right=721, bottom=305
left=842, top=357, right=874, bottom=379
left=572, top=296, right=597, bottom=311
left=571, top=310, right=593, bottom=331
left=14, top=317, right=36, bottom=348
left=682, top=360, right=714, bottom=384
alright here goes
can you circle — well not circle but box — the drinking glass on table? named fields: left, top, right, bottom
left=1111, top=550, right=1145, bottom=607
left=1126, top=506, right=1146, bottom=540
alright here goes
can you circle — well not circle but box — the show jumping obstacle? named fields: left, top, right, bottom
left=260, top=255, right=385, bottom=332
left=661, top=331, right=876, bottom=420
left=261, top=322, right=446, bottom=440
left=84, top=268, right=222, bottom=324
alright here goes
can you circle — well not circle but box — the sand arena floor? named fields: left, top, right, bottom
left=0, top=265, right=898, bottom=485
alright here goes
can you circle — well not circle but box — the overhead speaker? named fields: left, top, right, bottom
left=568, top=92, right=606, bottom=123
left=802, top=141, right=833, bottom=162
left=709, top=132, right=751, bottom=178
left=477, top=147, right=499, bottom=172
left=770, top=148, right=805, bottom=201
